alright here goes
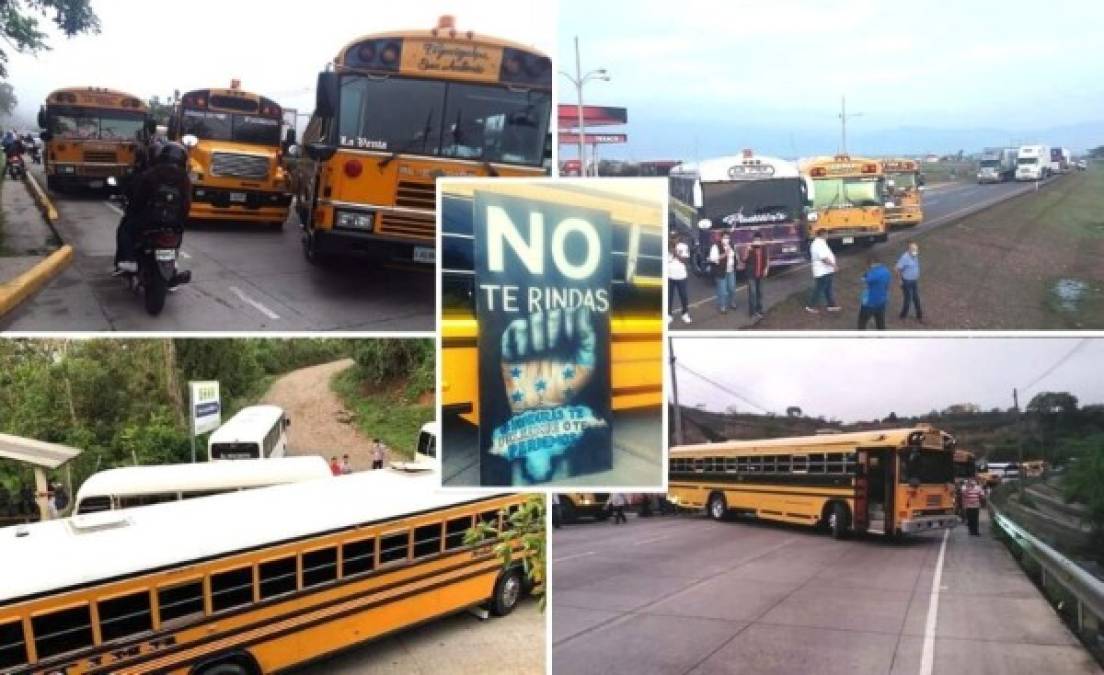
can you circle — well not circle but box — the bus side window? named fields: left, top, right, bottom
left=259, top=556, right=297, bottom=599
left=157, top=580, right=204, bottom=624
left=342, top=537, right=375, bottom=577
left=302, top=548, right=338, bottom=587
left=413, top=523, right=442, bottom=558
left=31, top=604, right=93, bottom=659
left=479, top=509, right=500, bottom=529
left=210, top=567, right=254, bottom=612
left=0, top=620, right=27, bottom=669
left=379, top=531, right=409, bottom=565
left=98, top=590, right=153, bottom=641
left=808, top=453, right=825, bottom=474
left=445, top=515, right=473, bottom=550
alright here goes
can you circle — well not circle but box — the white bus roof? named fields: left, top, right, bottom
left=74, top=456, right=332, bottom=503
left=2, top=469, right=499, bottom=603
left=209, top=404, right=286, bottom=444
left=671, top=154, right=800, bottom=182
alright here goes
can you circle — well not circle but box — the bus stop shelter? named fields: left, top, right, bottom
left=0, top=433, right=82, bottom=521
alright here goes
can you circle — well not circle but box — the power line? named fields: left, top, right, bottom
left=1021, top=338, right=1089, bottom=395
left=674, top=361, right=771, bottom=414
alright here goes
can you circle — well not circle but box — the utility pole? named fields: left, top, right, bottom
left=559, top=38, right=609, bottom=177
left=1014, top=387, right=1024, bottom=497
left=839, top=95, right=863, bottom=155
left=669, top=336, right=683, bottom=447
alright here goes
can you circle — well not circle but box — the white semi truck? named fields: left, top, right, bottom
left=976, top=147, right=1018, bottom=183
left=1015, top=145, right=1050, bottom=181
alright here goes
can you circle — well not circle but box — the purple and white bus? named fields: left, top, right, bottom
left=669, top=150, right=810, bottom=275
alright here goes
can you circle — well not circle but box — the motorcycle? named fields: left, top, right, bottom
left=5, top=153, right=25, bottom=180
left=29, top=144, right=41, bottom=165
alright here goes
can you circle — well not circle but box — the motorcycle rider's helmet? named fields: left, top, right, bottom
left=155, top=142, right=188, bottom=169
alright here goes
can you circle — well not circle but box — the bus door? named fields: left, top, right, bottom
left=861, top=448, right=894, bottom=535
left=854, top=451, right=869, bottom=532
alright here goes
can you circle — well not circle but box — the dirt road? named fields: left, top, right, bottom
left=261, top=358, right=384, bottom=471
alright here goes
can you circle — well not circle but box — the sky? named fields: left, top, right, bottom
left=2, top=0, right=555, bottom=128
left=671, top=337, right=1104, bottom=422
left=559, top=0, right=1104, bottom=160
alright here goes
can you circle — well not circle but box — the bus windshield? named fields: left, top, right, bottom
left=701, top=178, right=803, bottom=226
left=886, top=173, right=917, bottom=189
left=210, top=442, right=261, bottom=460
left=901, top=451, right=954, bottom=484
left=979, top=159, right=999, bottom=168
left=50, top=110, right=146, bottom=141
left=337, top=75, right=551, bottom=166
left=1017, top=157, right=1037, bottom=165
left=181, top=109, right=282, bottom=146
left=811, top=176, right=883, bottom=209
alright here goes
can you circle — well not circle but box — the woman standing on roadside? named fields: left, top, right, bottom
left=668, top=237, right=692, bottom=324
left=708, top=230, right=737, bottom=314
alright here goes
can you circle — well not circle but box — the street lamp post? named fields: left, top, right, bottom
left=559, top=36, right=609, bottom=176
left=838, top=95, right=864, bottom=155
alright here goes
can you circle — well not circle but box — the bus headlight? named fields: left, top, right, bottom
left=336, top=210, right=375, bottom=231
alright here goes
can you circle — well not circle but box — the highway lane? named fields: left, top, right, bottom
left=675, top=178, right=1057, bottom=330
left=551, top=510, right=1098, bottom=675
left=1, top=171, right=434, bottom=331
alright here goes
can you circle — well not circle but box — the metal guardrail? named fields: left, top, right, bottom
left=990, top=503, right=1104, bottom=635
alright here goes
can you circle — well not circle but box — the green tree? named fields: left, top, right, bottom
left=1027, top=391, right=1079, bottom=415
left=148, top=95, right=173, bottom=126
left=465, top=495, right=546, bottom=610
left=0, top=82, right=16, bottom=116
left=0, top=1, right=101, bottom=78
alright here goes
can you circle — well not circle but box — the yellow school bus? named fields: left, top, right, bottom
left=881, top=158, right=923, bottom=227
left=440, top=181, right=663, bottom=425
left=290, top=15, right=552, bottom=266
left=799, top=154, right=888, bottom=245
left=168, top=82, right=293, bottom=227
left=37, top=87, right=153, bottom=192
left=557, top=493, right=611, bottom=523
left=668, top=425, right=959, bottom=538
left=0, top=470, right=536, bottom=674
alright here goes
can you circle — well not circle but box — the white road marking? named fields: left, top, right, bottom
left=103, top=201, right=125, bottom=216
left=552, top=551, right=596, bottom=564
left=229, top=285, right=281, bottom=320
left=920, top=527, right=950, bottom=675
left=632, top=533, right=677, bottom=546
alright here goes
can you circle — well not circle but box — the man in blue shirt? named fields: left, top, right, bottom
left=858, top=257, right=891, bottom=330
left=896, top=241, right=923, bottom=323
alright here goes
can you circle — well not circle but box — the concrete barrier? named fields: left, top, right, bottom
left=0, top=244, right=73, bottom=317
left=22, top=171, right=58, bottom=224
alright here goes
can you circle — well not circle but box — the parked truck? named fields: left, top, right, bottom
left=1015, top=144, right=1050, bottom=181
left=1049, top=147, right=1071, bottom=174
left=976, top=147, right=1018, bottom=183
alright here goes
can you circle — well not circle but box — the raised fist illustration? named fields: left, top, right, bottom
left=499, top=306, right=596, bottom=412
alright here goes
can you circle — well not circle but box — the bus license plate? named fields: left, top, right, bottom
left=782, top=245, right=798, bottom=253
left=230, top=192, right=247, bottom=203
left=842, top=236, right=855, bottom=244
left=413, top=247, right=435, bottom=264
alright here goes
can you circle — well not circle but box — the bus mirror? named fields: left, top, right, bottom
left=181, top=134, right=199, bottom=149
left=908, top=477, right=921, bottom=489
left=144, top=118, right=157, bottom=136
left=37, top=109, right=47, bottom=129
left=39, top=130, right=52, bottom=143
left=316, top=72, right=339, bottom=118
left=306, top=142, right=337, bottom=162
left=284, top=128, right=297, bottom=147
left=287, top=144, right=302, bottom=158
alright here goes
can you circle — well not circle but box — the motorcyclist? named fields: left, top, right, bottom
left=114, top=141, right=191, bottom=274
left=4, top=135, right=25, bottom=178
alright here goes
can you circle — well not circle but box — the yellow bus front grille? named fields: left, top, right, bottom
left=83, top=150, right=117, bottom=163
left=379, top=212, right=436, bottom=239
left=396, top=180, right=436, bottom=209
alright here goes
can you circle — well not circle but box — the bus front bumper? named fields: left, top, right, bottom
left=885, top=208, right=922, bottom=226
left=900, top=514, right=960, bottom=534
left=312, top=228, right=436, bottom=267
left=190, top=186, right=292, bottom=222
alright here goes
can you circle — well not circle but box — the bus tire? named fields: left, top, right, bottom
left=302, top=231, right=328, bottom=265
left=191, top=652, right=260, bottom=675
left=708, top=492, right=728, bottom=521
left=827, top=502, right=850, bottom=539
left=560, top=497, right=577, bottom=524
left=489, top=566, right=524, bottom=617
left=269, top=220, right=285, bottom=231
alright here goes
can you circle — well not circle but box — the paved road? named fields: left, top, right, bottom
left=1, top=170, right=434, bottom=331
left=292, top=598, right=543, bottom=674
left=675, top=178, right=1056, bottom=330
left=551, top=510, right=1099, bottom=675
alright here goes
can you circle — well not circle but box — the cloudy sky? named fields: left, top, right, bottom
left=671, top=337, right=1104, bottom=421
left=559, top=0, right=1104, bottom=159
left=4, top=0, right=554, bottom=126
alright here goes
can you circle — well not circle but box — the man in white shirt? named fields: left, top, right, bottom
left=805, top=235, right=841, bottom=313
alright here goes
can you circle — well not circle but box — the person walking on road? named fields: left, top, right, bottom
left=329, top=456, right=342, bottom=476
left=708, top=231, right=737, bottom=314
left=896, top=241, right=923, bottom=323
left=744, top=232, right=770, bottom=321
left=805, top=235, right=840, bottom=313
left=961, top=478, right=985, bottom=536
left=371, top=439, right=387, bottom=470
left=607, top=493, right=628, bottom=525
left=668, top=237, right=692, bottom=324
left=551, top=493, right=562, bottom=529
left=858, top=257, right=891, bottom=330
left=340, top=454, right=353, bottom=475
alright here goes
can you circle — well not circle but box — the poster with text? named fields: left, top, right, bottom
left=474, top=190, right=613, bottom=486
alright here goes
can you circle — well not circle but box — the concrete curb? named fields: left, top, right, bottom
left=0, top=245, right=73, bottom=317
left=23, top=171, right=58, bottom=224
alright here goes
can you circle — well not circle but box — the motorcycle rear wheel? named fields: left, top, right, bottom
left=143, top=263, right=167, bottom=315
